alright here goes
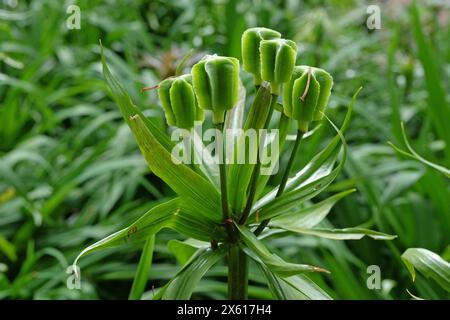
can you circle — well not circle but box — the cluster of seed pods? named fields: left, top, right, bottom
left=155, top=27, right=333, bottom=134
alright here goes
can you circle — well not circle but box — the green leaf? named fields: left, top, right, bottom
left=128, top=114, right=222, bottom=221
left=406, top=289, right=425, bottom=300
left=257, top=169, right=343, bottom=221
left=380, top=169, right=424, bottom=204
left=263, top=189, right=355, bottom=226
left=101, top=42, right=221, bottom=220
left=167, top=239, right=206, bottom=265
left=255, top=112, right=291, bottom=196
left=100, top=42, right=173, bottom=151
left=264, top=190, right=396, bottom=241
left=402, top=248, right=450, bottom=292
left=235, top=223, right=329, bottom=276
left=0, top=162, right=42, bottom=226
left=388, top=123, right=450, bottom=178
left=175, top=49, right=195, bottom=76
left=162, top=247, right=225, bottom=299
left=260, top=265, right=332, bottom=300
left=129, top=236, right=155, bottom=300
left=0, top=236, right=17, bottom=262
left=410, top=2, right=450, bottom=157
left=227, top=83, right=273, bottom=214
left=272, top=226, right=396, bottom=240
left=74, top=199, right=178, bottom=268
left=74, top=198, right=226, bottom=269
left=173, top=198, right=227, bottom=241
left=190, top=130, right=220, bottom=188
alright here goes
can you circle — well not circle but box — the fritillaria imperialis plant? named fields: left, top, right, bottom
left=75, top=28, right=395, bottom=300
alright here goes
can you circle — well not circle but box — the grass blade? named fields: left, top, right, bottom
left=129, top=236, right=155, bottom=300
left=162, top=247, right=225, bottom=299
left=388, top=123, right=450, bottom=178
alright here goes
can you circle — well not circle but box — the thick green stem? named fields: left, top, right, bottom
left=254, top=130, right=304, bottom=236
left=228, top=245, right=248, bottom=300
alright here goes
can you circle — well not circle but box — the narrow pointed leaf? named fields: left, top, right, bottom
left=235, top=224, right=329, bottom=276
left=271, top=226, right=396, bottom=240
left=254, top=189, right=355, bottom=225
left=74, top=199, right=178, bottom=269
left=162, top=247, right=225, bottom=299
left=100, top=42, right=173, bottom=151
left=128, top=114, right=221, bottom=221
left=260, top=265, right=332, bottom=300
left=167, top=239, right=207, bottom=265
left=227, top=83, right=273, bottom=213
left=74, top=198, right=226, bottom=268
left=402, top=248, right=450, bottom=292
left=255, top=112, right=291, bottom=196
left=191, top=130, right=220, bottom=188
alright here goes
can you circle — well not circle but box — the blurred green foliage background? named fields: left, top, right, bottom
left=0, top=0, right=449, bottom=299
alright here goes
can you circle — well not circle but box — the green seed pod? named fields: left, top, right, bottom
left=241, top=27, right=281, bottom=85
left=260, top=38, right=297, bottom=95
left=158, top=74, right=204, bottom=129
left=312, top=68, right=333, bottom=121
left=283, top=66, right=321, bottom=133
left=191, top=55, right=240, bottom=124
left=283, top=66, right=308, bottom=119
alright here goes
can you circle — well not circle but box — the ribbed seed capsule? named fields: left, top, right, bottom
left=241, top=27, right=281, bottom=85
left=158, top=74, right=204, bottom=129
left=292, top=70, right=320, bottom=133
left=260, top=38, right=297, bottom=95
left=191, top=55, right=240, bottom=124
left=312, top=68, right=333, bottom=121
left=283, top=65, right=332, bottom=133
left=283, top=66, right=307, bottom=119
left=158, top=79, right=176, bottom=126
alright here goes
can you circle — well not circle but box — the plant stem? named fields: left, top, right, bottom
left=239, top=158, right=260, bottom=224
left=182, top=134, right=193, bottom=165
left=254, top=130, right=304, bottom=236
left=276, top=130, right=304, bottom=197
left=239, top=94, right=277, bottom=224
left=215, top=122, right=230, bottom=221
left=214, top=122, right=247, bottom=300
left=230, top=93, right=277, bottom=299
left=228, top=245, right=248, bottom=300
